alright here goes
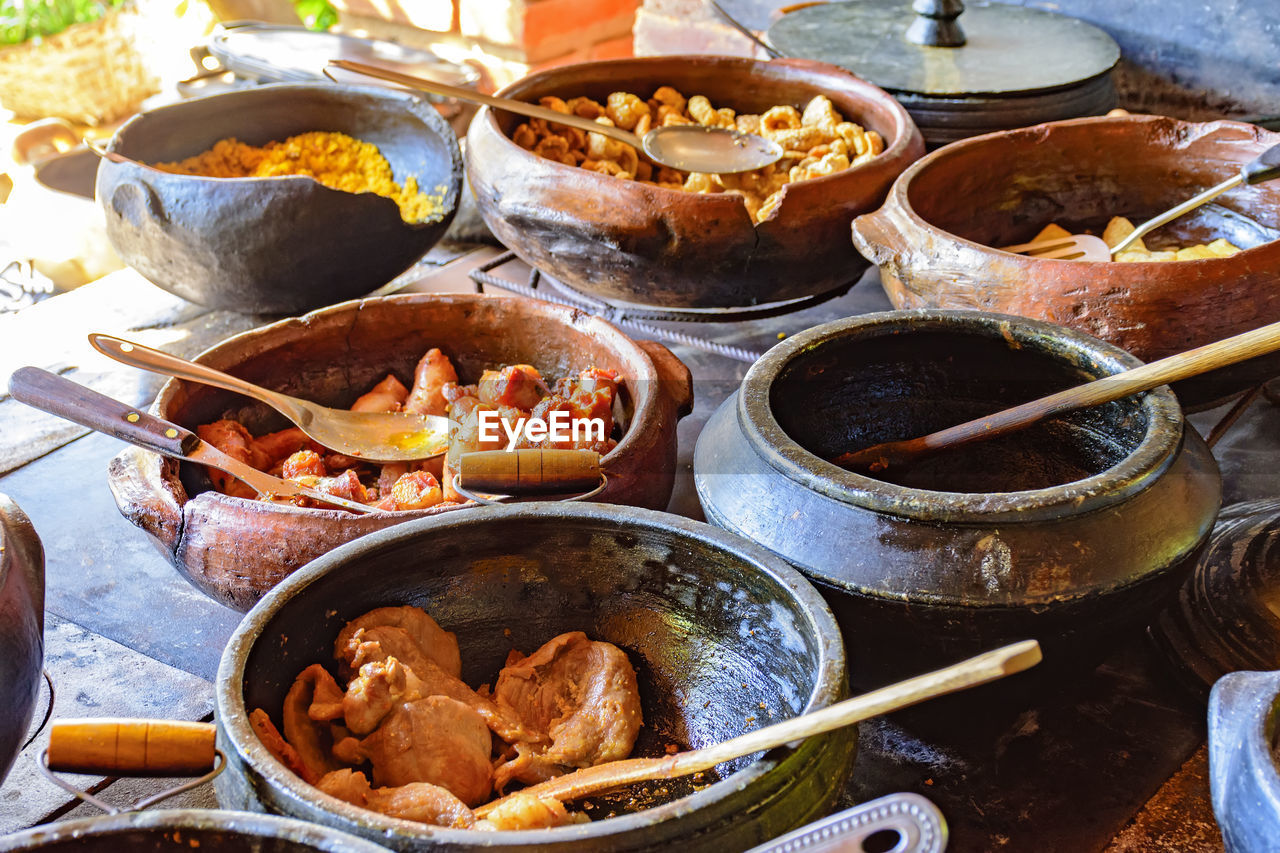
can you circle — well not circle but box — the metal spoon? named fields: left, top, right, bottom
left=88, top=334, right=449, bottom=462
left=326, top=59, right=784, bottom=174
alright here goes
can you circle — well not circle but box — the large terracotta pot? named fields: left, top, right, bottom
left=467, top=55, right=924, bottom=309
left=106, top=293, right=693, bottom=611
left=214, top=503, right=852, bottom=851
left=694, top=310, right=1222, bottom=685
left=0, top=494, right=44, bottom=786
left=852, top=115, right=1280, bottom=407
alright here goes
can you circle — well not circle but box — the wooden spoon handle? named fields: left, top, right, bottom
left=477, top=639, right=1040, bottom=814
left=837, top=318, right=1280, bottom=471
left=459, top=449, right=602, bottom=495
left=47, top=719, right=216, bottom=776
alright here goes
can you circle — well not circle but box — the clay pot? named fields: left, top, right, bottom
left=106, top=293, right=693, bottom=611
left=0, top=809, right=392, bottom=851
left=693, top=310, right=1222, bottom=685
left=97, top=84, right=463, bottom=314
left=1208, top=669, right=1280, bottom=853
left=215, top=503, right=852, bottom=851
left=0, top=494, right=43, bottom=785
left=466, top=55, right=924, bottom=309
left=852, top=115, right=1280, bottom=407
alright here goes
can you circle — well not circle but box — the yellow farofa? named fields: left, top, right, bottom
left=154, top=131, right=446, bottom=224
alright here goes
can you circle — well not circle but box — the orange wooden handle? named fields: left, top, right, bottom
left=47, top=719, right=216, bottom=776
left=459, top=449, right=601, bottom=494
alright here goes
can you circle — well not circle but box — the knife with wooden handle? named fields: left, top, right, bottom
left=8, top=367, right=377, bottom=515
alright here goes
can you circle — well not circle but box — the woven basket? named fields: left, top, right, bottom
left=0, top=5, right=160, bottom=126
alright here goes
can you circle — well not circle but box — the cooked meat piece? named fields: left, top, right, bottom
left=352, top=373, right=409, bottom=413
left=405, top=348, right=457, bottom=416
left=347, top=696, right=493, bottom=806
left=249, top=708, right=315, bottom=784
left=525, top=368, right=620, bottom=453
left=282, top=664, right=348, bottom=781
left=492, top=632, right=642, bottom=790
left=335, top=606, right=462, bottom=678
left=476, top=792, right=583, bottom=830
left=318, top=768, right=476, bottom=828
left=197, top=419, right=269, bottom=498
left=343, top=657, right=415, bottom=735
left=478, top=364, right=545, bottom=410
left=342, top=627, right=535, bottom=743
left=390, top=471, right=443, bottom=510
left=318, top=469, right=370, bottom=504
left=376, top=462, right=409, bottom=499
left=252, top=427, right=323, bottom=467
left=282, top=450, right=327, bottom=480
left=441, top=381, right=479, bottom=405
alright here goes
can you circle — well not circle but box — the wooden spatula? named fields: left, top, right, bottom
left=832, top=317, right=1280, bottom=475
left=475, top=639, right=1040, bottom=816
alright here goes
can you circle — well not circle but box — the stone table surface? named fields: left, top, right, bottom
left=0, top=251, right=1273, bottom=848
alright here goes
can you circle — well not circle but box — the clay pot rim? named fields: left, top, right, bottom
left=478, top=54, right=921, bottom=220
left=216, top=502, right=846, bottom=842
left=0, top=808, right=393, bottom=851
left=106, top=82, right=459, bottom=231
left=879, top=113, right=1280, bottom=266
left=151, top=292, right=660, bottom=519
left=737, top=308, right=1185, bottom=524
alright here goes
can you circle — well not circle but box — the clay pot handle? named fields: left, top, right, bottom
left=47, top=719, right=216, bottom=776
left=636, top=340, right=694, bottom=418
left=106, top=447, right=185, bottom=554
left=851, top=208, right=909, bottom=269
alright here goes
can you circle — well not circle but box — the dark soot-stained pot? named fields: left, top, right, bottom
left=466, top=55, right=924, bottom=309
left=694, top=310, right=1221, bottom=685
left=0, top=809, right=392, bottom=851
left=0, top=494, right=44, bottom=786
left=96, top=83, right=462, bottom=314
left=1209, top=670, right=1280, bottom=853
left=852, top=115, right=1280, bottom=408
left=106, top=293, right=693, bottom=611
left=214, top=503, right=852, bottom=852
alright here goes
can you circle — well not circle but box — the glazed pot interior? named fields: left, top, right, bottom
left=904, top=118, right=1280, bottom=250
left=163, top=296, right=642, bottom=498
left=110, top=84, right=456, bottom=205
left=492, top=57, right=904, bottom=161
left=770, top=320, right=1151, bottom=494
left=230, top=507, right=840, bottom=825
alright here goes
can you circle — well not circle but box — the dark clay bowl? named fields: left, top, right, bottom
left=106, top=292, right=693, bottom=611
left=852, top=115, right=1280, bottom=408
left=694, top=310, right=1222, bottom=685
left=0, top=495, right=43, bottom=786
left=214, top=503, right=852, bottom=852
left=96, top=83, right=462, bottom=314
left=466, top=55, right=924, bottom=309
left=0, top=809, right=391, bottom=851
left=1208, top=670, right=1280, bottom=853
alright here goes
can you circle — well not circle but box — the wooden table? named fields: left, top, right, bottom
left=1, top=252, right=1273, bottom=849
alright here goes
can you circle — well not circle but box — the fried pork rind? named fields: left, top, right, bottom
left=1040, top=215, right=1244, bottom=262
left=507, top=89, right=883, bottom=224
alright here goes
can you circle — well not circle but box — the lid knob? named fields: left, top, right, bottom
left=904, top=0, right=966, bottom=47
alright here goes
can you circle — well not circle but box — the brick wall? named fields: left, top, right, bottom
left=330, top=0, right=642, bottom=87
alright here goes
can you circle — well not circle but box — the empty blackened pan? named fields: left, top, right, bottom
left=214, top=502, right=853, bottom=851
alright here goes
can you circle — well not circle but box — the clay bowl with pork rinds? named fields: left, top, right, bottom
left=214, top=502, right=851, bottom=851
left=851, top=114, right=1280, bottom=408
left=105, top=293, right=693, bottom=612
left=466, top=55, right=924, bottom=309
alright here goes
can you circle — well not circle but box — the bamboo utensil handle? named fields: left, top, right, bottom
left=834, top=318, right=1280, bottom=473
left=476, top=639, right=1041, bottom=814
left=458, top=449, right=602, bottom=495
left=47, top=719, right=216, bottom=776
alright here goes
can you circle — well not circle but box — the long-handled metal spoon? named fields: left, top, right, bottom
left=1005, top=140, right=1280, bottom=261
left=833, top=317, right=1280, bottom=474
left=326, top=59, right=784, bottom=174
left=475, top=639, right=1041, bottom=815
left=7, top=368, right=377, bottom=514
left=88, top=334, right=449, bottom=462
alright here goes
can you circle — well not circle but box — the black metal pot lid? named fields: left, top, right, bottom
left=768, top=0, right=1119, bottom=97
left=208, top=23, right=478, bottom=89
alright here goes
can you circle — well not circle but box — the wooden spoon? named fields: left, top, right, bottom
left=475, top=639, right=1040, bottom=816
left=832, top=318, right=1280, bottom=474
